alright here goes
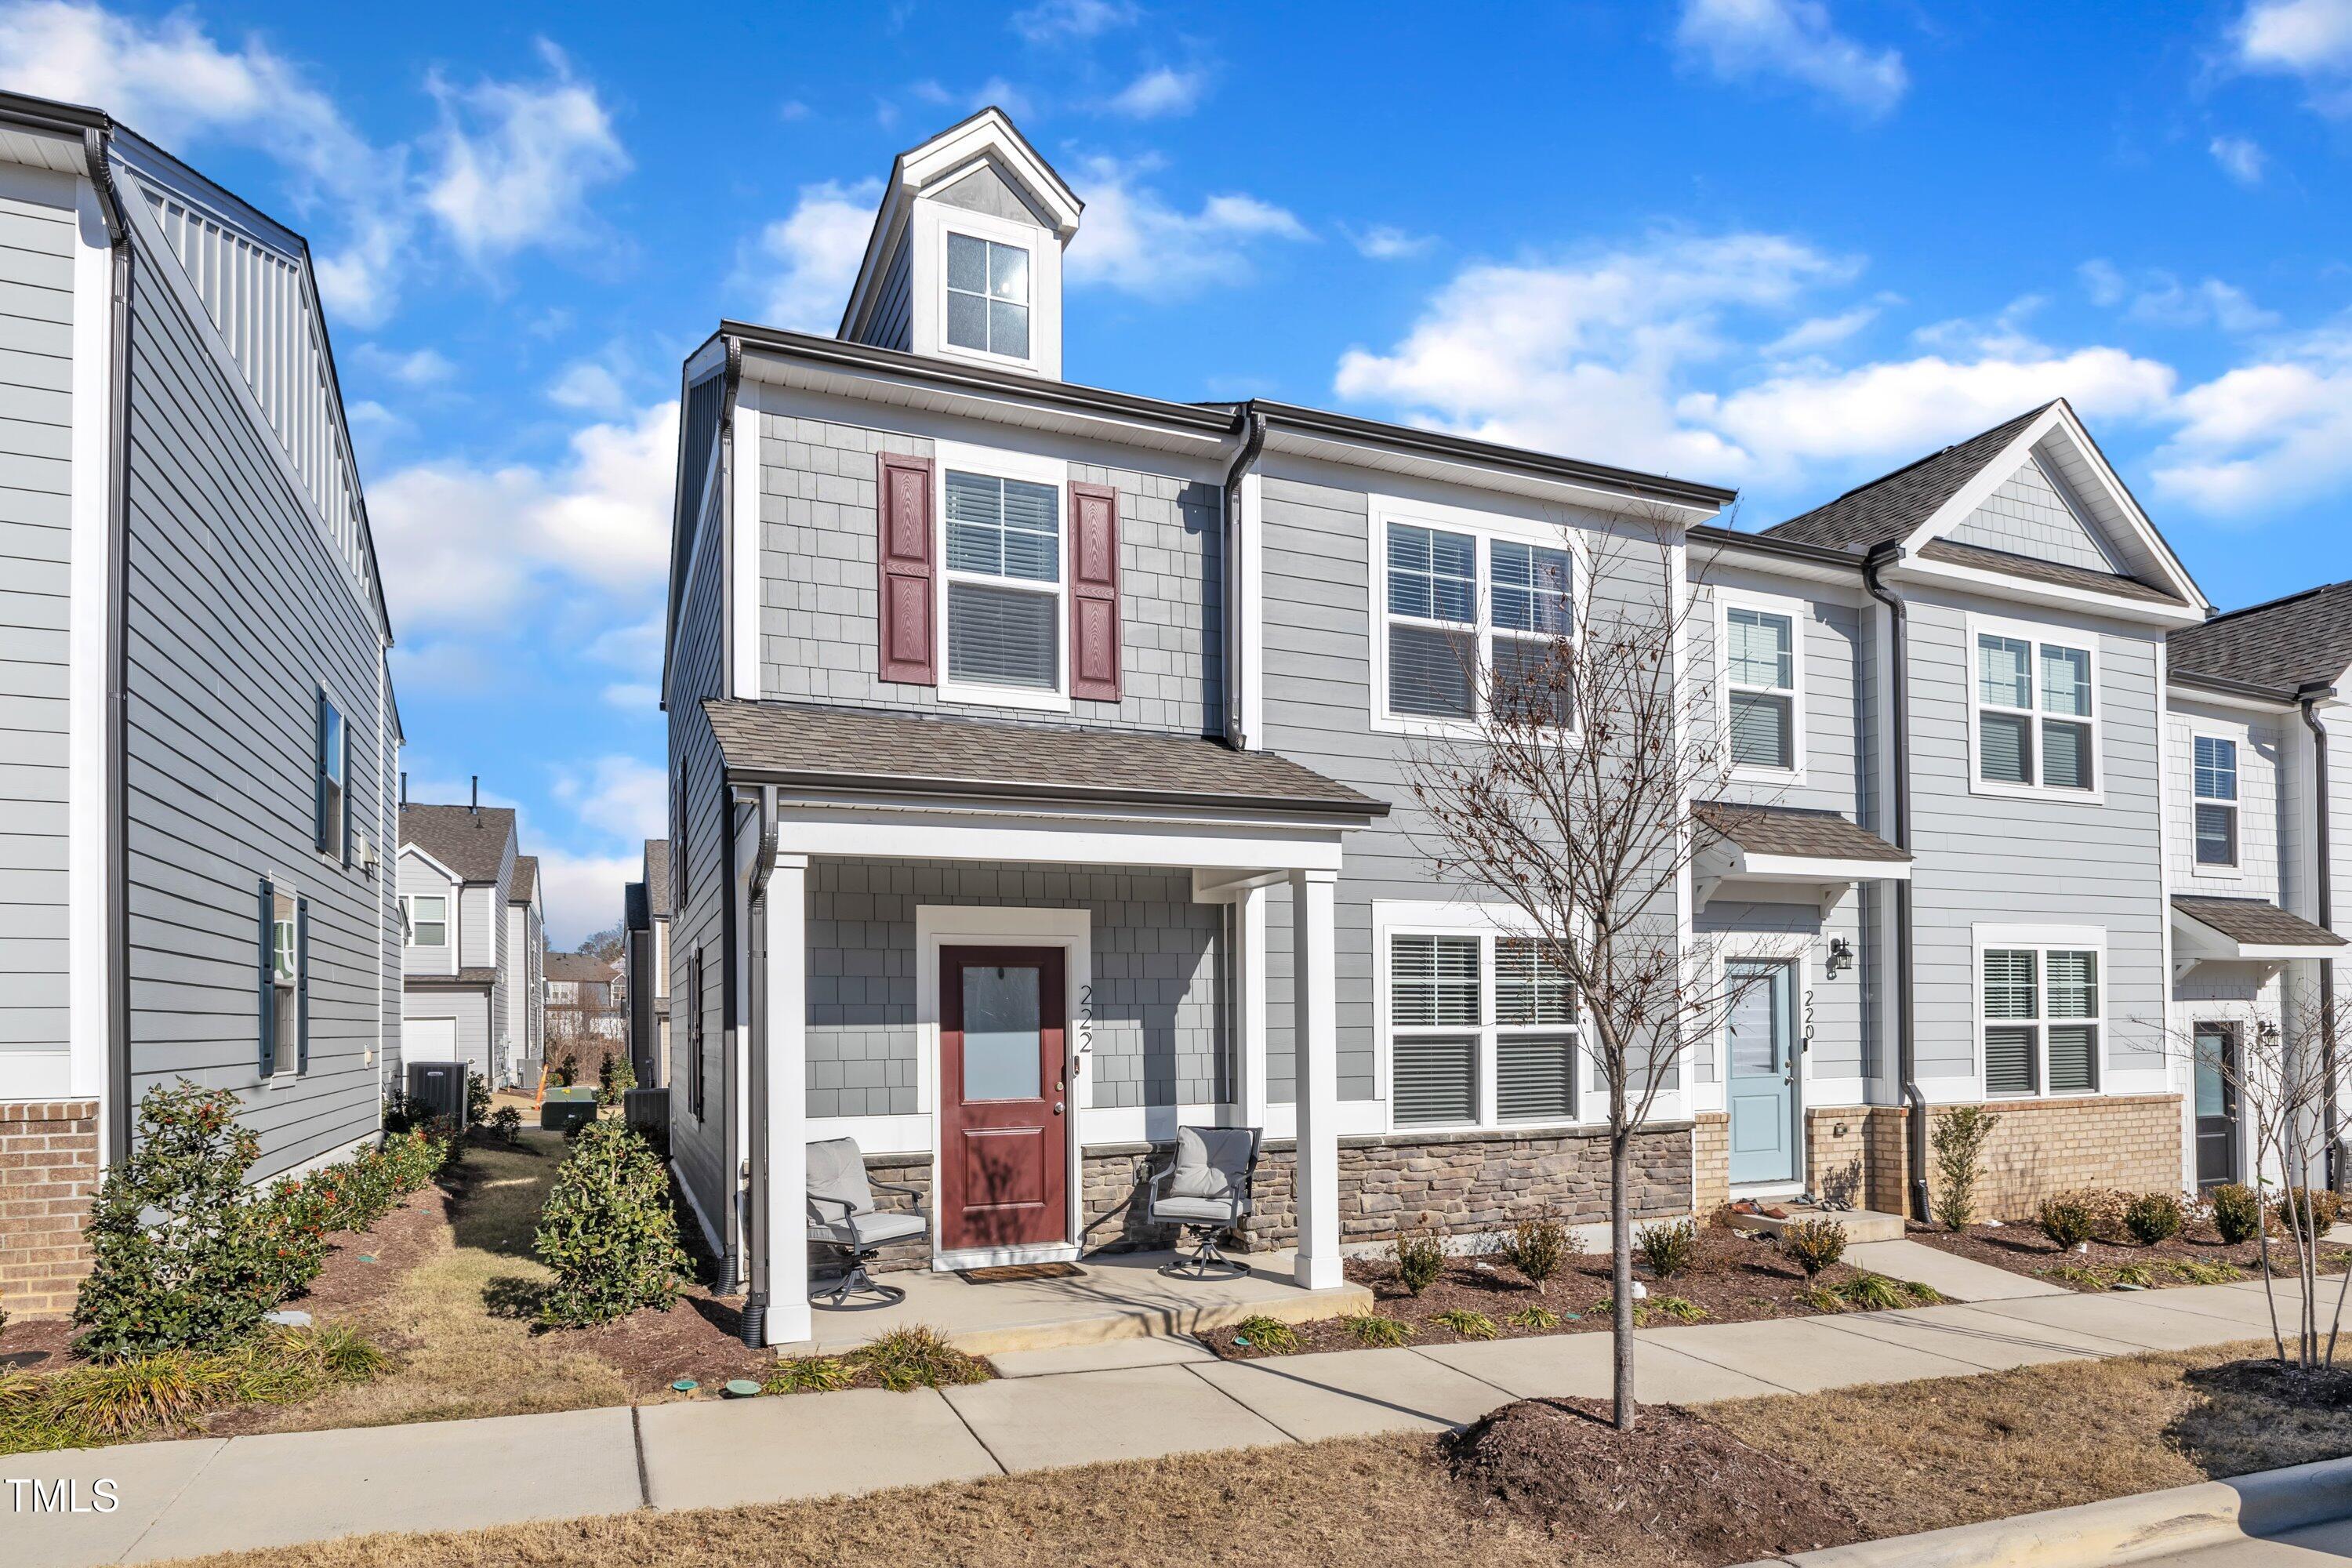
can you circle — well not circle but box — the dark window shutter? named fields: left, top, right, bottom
left=1069, top=481, right=1121, bottom=701
left=339, top=725, right=353, bottom=869
left=876, top=452, right=936, bottom=684
left=257, top=877, right=275, bottom=1076
left=296, top=896, right=310, bottom=1075
left=313, top=690, right=329, bottom=852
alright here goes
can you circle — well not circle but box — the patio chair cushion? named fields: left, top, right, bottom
left=807, top=1136, right=876, bottom=1222
left=811, top=1207, right=928, bottom=1250
left=1153, top=1193, right=1245, bottom=1226
left=1168, top=1126, right=1254, bottom=1200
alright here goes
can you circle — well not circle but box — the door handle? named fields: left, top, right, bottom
left=1053, top=1101, right=1065, bottom=1116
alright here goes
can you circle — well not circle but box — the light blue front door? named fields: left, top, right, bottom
left=1726, top=959, right=1799, bottom=1186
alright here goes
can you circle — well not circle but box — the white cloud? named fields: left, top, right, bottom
left=742, top=179, right=881, bottom=332
left=2153, top=328, right=2352, bottom=513
left=909, top=75, right=1033, bottom=122
left=551, top=753, right=667, bottom=842
left=2079, top=260, right=2279, bottom=333
left=1009, top=0, right=1136, bottom=44
left=422, top=40, right=630, bottom=262
left=2237, top=0, right=2352, bottom=74
left=1347, top=224, right=1436, bottom=261
left=548, top=359, right=628, bottom=414
left=2211, top=133, right=2267, bottom=183
left=356, top=345, right=456, bottom=387
left=1674, top=0, right=1908, bottom=118
left=1763, top=305, right=1878, bottom=356
left=1107, top=66, right=1207, bottom=118
left=532, top=846, right=639, bottom=949
left=1065, top=156, right=1312, bottom=295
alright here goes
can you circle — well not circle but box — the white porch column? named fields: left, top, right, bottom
left=1289, top=868, right=1341, bottom=1290
left=761, top=852, right=811, bottom=1346
left=1235, top=883, right=1269, bottom=1129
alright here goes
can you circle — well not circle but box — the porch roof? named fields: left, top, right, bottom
left=705, top=699, right=1389, bottom=818
left=1693, top=800, right=1910, bottom=863
left=2172, top=895, right=2347, bottom=960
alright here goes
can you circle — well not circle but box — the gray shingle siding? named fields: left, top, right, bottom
left=120, top=211, right=389, bottom=1177
left=1947, top=457, right=2116, bottom=575
left=857, top=238, right=912, bottom=353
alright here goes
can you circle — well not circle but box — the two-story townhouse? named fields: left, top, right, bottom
left=396, top=800, right=517, bottom=1086
left=0, top=90, right=402, bottom=1319
left=2166, top=583, right=2352, bottom=1192
left=623, top=837, right=671, bottom=1088
left=662, top=110, right=1777, bottom=1348
left=504, top=854, right=546, bottom=1087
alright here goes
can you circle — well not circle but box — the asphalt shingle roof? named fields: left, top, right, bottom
left=399, top=804, right=517, bottom=884
left=509, top=855, right=538, bottom=903
left=1693, top=800, right=1911, bottom=863
left=2172, top=895, right=2347, bottom=949
left=1765, top=405, right=2050, bottom=554
left=1916, top=539, right=2183, bottom=606
left=2172, top=581, right=2352, bottom=695
left=702, top=700, right=1389, bottom=817
left=643, top=839, right=671, bottom=919
left=547, top=953, right=619, bottom=983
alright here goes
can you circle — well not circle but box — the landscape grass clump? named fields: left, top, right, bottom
left=0, top=1326, right=388, bottom=1455
left=1431, top=1308, right=1498, bottom=1341
left=1931, top=1104, right=1999, bottom=1231
left=533, top=1120, right=692, bottom=1329
left=1507, top=1304, right=1562, bottom=1330
left=1231, top=1315, right=1300, bottom=1355
left=1342, top=1312, right=1414, bottom=1348
left=855, top=1327, right=990, bottom=1392
left=765, top=1354, right=857, bottom=1395
left=1637, top=1217, right=1697, bottom=1279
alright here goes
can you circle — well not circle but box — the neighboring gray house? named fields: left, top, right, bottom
left=0, top=91, right=401, bottom=1319
left=505, top=854, right=546, bottom=1086
left=623, top=837, right=670, bottom=1089
left=397, top=801, right=518, bottom=1087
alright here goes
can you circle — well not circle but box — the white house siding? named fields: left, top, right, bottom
left=2165, top=698, right=2285, bottom=901
left=460, top=884, right=494, bottom=969
left=396, top=851, right=456, bottom=977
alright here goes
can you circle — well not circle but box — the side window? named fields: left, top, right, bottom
left=1975, top=629, right=2096, bottom=794
left=316, top=691, right=348, bottom=861
left=672, top=762, right=689, bottom=909
left=2193, top=736, right=2239, bottom=869
left=259, top=880, right=307, bottom=1078
left=688, top=948, right=706, bottom=1120
left=405, top=895, right=447, bottom=947
left=943, top=469, right=1062, bottom=695
left=945, top=231, right=1030, bottom=360
left=1725, top=605, right=1798, bottom=773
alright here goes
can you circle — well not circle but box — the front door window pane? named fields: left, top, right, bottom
left=961, top=964, right=1042, bottom=1101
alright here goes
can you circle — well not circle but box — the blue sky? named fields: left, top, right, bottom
left=5, top=0, right=2352, bottom=945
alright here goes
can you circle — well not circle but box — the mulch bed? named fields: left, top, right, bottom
left=1207, top=1226, right=1905, bottom=1359
left=565, top=1289, right=778, bottom=1397
left=1911, top=1220, right=2352, bottom=1293
left=1444, top=1396, right=1864, bottom=1561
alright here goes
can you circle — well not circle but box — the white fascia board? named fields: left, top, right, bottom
left=769, top=797, right=1353, bottom=873
left=1730, top=853, right=1912, bottom=885
left=898, top=111, right=1082, bottom=238
left=1697, top=547, right=1867, bottom=601
left=2166, top=681, right=2296, bottom=715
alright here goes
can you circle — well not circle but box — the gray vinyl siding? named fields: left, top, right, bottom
left=855, top=238, right=912, bottom=354
left=756, top=411, right=1223, bottom=735
left=2165, top=699, right=2284, bottom=900
left=1694, top=898, right=1864, bottom=1083
left=1946, top=457, right=2115, bottom=573
left=395, top=989, right=491, bottom=1081
left=1904, top=590, right=2169, bottom=1084
left=806, top=858, right=1225, bottom=1118
left=119, top=212, right=390, bottom=1178
left=0, top=170, right=74, bottom=1054
left=397, top=853, right=456, bottom=976
left=1690, top=572, right=1867, bottom=818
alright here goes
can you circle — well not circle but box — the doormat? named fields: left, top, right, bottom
left=958, top=1262, right=1085, bottom=1284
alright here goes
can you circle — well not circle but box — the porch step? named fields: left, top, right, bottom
left=1723, top=1205, right=1907, bottom=1245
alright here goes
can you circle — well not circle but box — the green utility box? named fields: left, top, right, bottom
left=540, top=1086, right=598, bottom=1133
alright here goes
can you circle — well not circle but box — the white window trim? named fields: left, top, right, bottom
left=931, top=208, right=1044, bottom=375
left=1365, top=495, right=1588, bottom=740
left=403, top=894, right=448, bottom=949
left=2189, top=730, right=2241, bottom=877
left=1972, top=923, right=2107, bottom=1100
left=1370, top=899, right=1600, bottom=1134
left=1965, top=611, right=2106, bottom=806
left=265, top=887, right=302, bottom=1084
left=1718, top=587, right=1807, bottom=784
left=932, top=439, right=1072, bottom=714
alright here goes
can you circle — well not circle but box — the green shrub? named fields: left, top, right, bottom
left=1650, top=1295, right=1708, bottom=1323
left=466, top=1069, right=492, bottom=1128
left=855, top=1326, right=989, bottom=1392
left=598, top=1053, right=637, bottom=1109
left=380, top=1092, right=427, bottom=1135
left=1779, top=1218, right=1848, bottom=1280
left=1230, top=1314, right=1300, bottom=1355
left=490, top=1106, right=523, bottom=1145
left=534, top=1120, right=692, bottom=1328
left=554, top=1053, right=579, bottom=1088
left=1432, top=1308, right=1499, bottom=1341
left=1932, top=1105, right=1999, bottom=1231
left=1392, top=1225, right=1447, bottom=1296
left=251, top=1175, right=331, bottom=1305
left=2124, top=1192, right=2186, bottom=1247
left=1496, top=1211, right=1578, bottom=1294
left=1341, top=1312, right=1414, bottom=1348
left=2212, top=1183, right=2264, bottom=1245
left=1638, top=1218, right=1698, bottom=1279
left=2037, top=1194, right=2098, bottom=1251
left=2273, top=1186, right=2343, bottom=1242
left=73, top=1082, right=280, bottom=1358
left=1507, top=1305, right=1563, bottom=1330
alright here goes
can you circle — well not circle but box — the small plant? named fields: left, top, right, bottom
left=1830, top=1273, right=1914, bottom=1312
left=1496, top=1211, right=1578, bottom=1294
left=2, top=1326, right=387, bottom=1453
left=1649, top=1295, right=1708, bottom=1323
left=2045, top=1261, right=2111, bottom=1290
left=854, top=1326, right=991, bottom=1392
left=1432, top=1308, right=1499, bottom=1341
left=1802, top=1285, right=1844, bottom=1314
left=41, top=1352, right=238, bottom=1437
left=1594, top=1296, right=1652, bottom=1326
left=1230, top=1314, right=1300, bottom=1355
left=2212, top=1183, right=2264, bottom=1245
left=554, top=1052, right=579, bottom=1088
left=489, top=1105, right=523, bottom=1145
left=2168, top=1258, right=2244, bottom=1285
left=2124, top=1192, right=2186, bottom=1247
left=1392, top=1223, right=1447, bottom=1296
left=1341, top=1312, right=1414, bottom=1348
left=2273, top=1186, right=2343, bottom=1242
left=2111, top=1262, right=2158, bottom=1290
left=1637, top=1218, right=1698, bottom=1279
left=1931, top=1104, right=1999, bottom=1231
left=466, top=1069, right=492, bottom=1128
left=1779, top=1218, right=1848, bottom=1280
left=2036, top=1193, right=2099, bottom=1251
left=598, top=1052, right=637, bottom=1109
left=534, top=1120, right=693, bottom=1328
left=766, top=1354, right=858, bottom=1395
left=1507, top=1305, right=1563, bottom=1331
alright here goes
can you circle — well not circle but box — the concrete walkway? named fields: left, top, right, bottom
left=0, top=1278, right=2316, bottom=1568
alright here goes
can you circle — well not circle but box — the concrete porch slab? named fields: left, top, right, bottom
left=1965, top=1290, right=2270, bottom=1351
left=941, top=1364, right=1294, bottom=1470
left=1640, top=1314, right=1986, bottom=1395
left=4, top=1436, right=225, bottom=1568
left=637, top=1386, right=1000, bottom=1511
left=1189, top=1347, right=1511, bottom=1439
left=809, top=1248, right=1370, bottom=1357
left=1726, top=1206, right=1906, bottom=1244
left=1843, top=1237, right=2068, bottom=1301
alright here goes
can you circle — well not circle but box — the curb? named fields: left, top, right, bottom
left=1736, top=1454, right=2352, bottom=1567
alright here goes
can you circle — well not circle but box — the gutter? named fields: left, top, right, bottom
left=1686, top=523, right=1866, bottom=572
left=2173, top=668, right=2302, bottom=707
left=1221, top=407, right=1265, bottom=747
left=2300, top=684, right=2339, bottom=1189
left=86, top=125, right=135, bottom=1167
left=1864, top=543, right=1929, bottom=1223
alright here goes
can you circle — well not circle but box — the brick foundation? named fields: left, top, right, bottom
left=1693, top=1112, right=1729, bottom=1217
left=1, top=1099, right=100, bottom=1318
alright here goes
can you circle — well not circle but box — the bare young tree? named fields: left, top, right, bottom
left=1403, top=514, right=1766, bottom=1430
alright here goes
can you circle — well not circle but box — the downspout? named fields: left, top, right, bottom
left=1863, top=544, right=1929, bottom=1222
left=1221, top=407, right=1265, bottom=747
left=87, top=127, right=134, bottom=1167
left=738, top=797, right=778, bottom=1347
left=2301, top=684, right=2339, bottom=1189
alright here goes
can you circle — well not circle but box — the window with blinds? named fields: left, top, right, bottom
left=1982, top=943, right=2100, bottom=1097
left=2194, top=735, right=2239, bottom=869
left=1379, top=517, right=1579, bottom=730
left=943, top=470, right=1061, bottom=692
left=1386, top=523, right=1477, bottom=719
left=1975, top=627, right=2096, bottom=793
left=1392, top=935, right=1480, bottom=1027
left=1725, top=605, right=1797, bottom=771
left=1490, top=540, right=1573, bottom=730
left=1391, top=931, right=1578, bottom=1128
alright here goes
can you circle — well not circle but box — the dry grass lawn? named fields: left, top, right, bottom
left=152, top=1337, right=2352, bottom=1568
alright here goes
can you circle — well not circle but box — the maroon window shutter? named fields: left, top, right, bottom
left=876, top=452, right=935, bottom=684
left=1069, top=482, right=1121, bottom=702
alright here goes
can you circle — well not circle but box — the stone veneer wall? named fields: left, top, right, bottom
left=848, top=1124, right=1696, bottom=1272
left=0, top=1100, right=99, bottom=1316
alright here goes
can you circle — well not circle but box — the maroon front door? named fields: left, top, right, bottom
left=940, top=947, right=1069, bottom=1253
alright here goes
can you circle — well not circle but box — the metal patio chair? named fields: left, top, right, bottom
left=806, top=1136, right=927, bottom=1308
left=1144, top=1126, right=1261, bottom=1279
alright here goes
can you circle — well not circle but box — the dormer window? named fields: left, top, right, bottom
left=946, top=233, right=1030, bottom=361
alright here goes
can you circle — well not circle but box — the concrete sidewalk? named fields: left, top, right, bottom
left=1, top=1279, right=2314, bottom=1568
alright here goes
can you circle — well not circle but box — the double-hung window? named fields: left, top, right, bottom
left=2194, top=735, right=2239, bottom=869
left=259, top=879, right=306, bottom=1079
left=1982, top=941, right=2101, bottom=1097
left=1388, top=928, right=1578, bottom=1129
left=315, top=691, right=348, bottom=862
left=1378, top=509, right=1576, bottom=731
left=404, top=895, right=447, bottom=948
left=943, top=466, right=1062, bottom=700
left=1724, top=601, right=1798, bottom=773
left=1973, top=622, right=2097, bottom=795
left=945, top=232, right=1030, bottom=361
